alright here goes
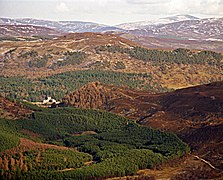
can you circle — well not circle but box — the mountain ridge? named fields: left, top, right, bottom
left=1, top=15, right=223, bottom=52
left=1, top=15, right=222, bottom=40
left=0, top=24, right=62, bottom=37
left=129, top=17, right=223, bottom=41
left=0, top=17, right=124, bottom=33
left=117, top=14, right=200, bottom=30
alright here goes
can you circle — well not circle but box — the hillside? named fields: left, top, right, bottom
left=0, top=32, right=137, bottom=78
left=0, top=83, right=222, bottom=179
left=61, top=81, right=223, bottom=172
left=0, top=99, right=189, bottom=179
left=0, top=32, right=222, bottom=90
left=62, top=81, right=153, bottom=109
left=0, top=70, right=161, bottom=102
left=0, top=30, right=222, bottom=178
left=0, top=96, right=32, bottom=119
left=122, top=34, right=223, bottom=53
left=61, top=81, right=223, bottom=132
left=119, top=16, right=223, bottom=53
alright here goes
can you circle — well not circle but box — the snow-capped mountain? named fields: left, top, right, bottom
left=116, top=15, right=199, bottom=30
left=130, top=17, right=223, bottom=41
left=0, top=18, right=124, bottom=33
left=0, top=15, right=222, bottom=41
left=159, top=14, right=199, bottom=23
left=0, top=24, right=62, bottom=37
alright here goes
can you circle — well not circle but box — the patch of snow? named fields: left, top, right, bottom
left=188, top=38, right=197, bottom=41
left=205, top=38, right=223, bottom=42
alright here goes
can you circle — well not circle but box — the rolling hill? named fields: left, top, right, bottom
left=121, top=33, right=223, bottom=53
left=61, top=81, right=223, bottom=172
left=117, top=14, right=200, bottom=30
left=3, top=15, right=222, bottom=41
left=129, top=17, right=223, bottom=41
left=117, top=15, right=223, bottom=52
left=1, top=15, right=223, bottom=42
left=0, top=32, right=222, bottom=91
left=119, top=16, right=223, bottom=53
left=0, top=14, right=223, bottom=179
left=0, top=24, right=62, bottom=37
left=0, top=17, right=124, bottom=33
left=0, top=98, right=189, bottom=179
left=1, top=16, right=223, bottom=52
left=0, top=70, right=159, bottom=102
left=0, top=81, right=222, bottom=179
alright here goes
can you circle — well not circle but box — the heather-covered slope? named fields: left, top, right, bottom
left=61, top=81, right=223, bottom=131
left=0, top=32, right=222, bottom=90
left=0, top=96, right=32, bottom=119
left=61, top=81, right=223, bottom=172
left=62, top=81, right=153, bottom=109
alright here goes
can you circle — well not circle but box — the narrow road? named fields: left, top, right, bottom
left=193, top=155, right=222, bottom=172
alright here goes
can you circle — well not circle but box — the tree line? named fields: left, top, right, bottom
left=96, top=45, right=223, bottom=66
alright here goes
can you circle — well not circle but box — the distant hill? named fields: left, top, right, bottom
left=116, top=15, right=223, bottom=41
left=129, top=17, right=223, bottom=41
left=1, top=15, right=223, bottom=41
left=117, top=15, right=223, bottom=52
left=0, top=17, right=124, bottom=33
left=159, top=14, right=199, bottom=22
left=0, top=32, right=222, bottom=90
left=1, top=16, right=223, bottom=52
left=0, top=24, right=62, bottom=37
left=121, top=34, right=223, bottom=53
left=117, top=14, right=200, bottom=30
